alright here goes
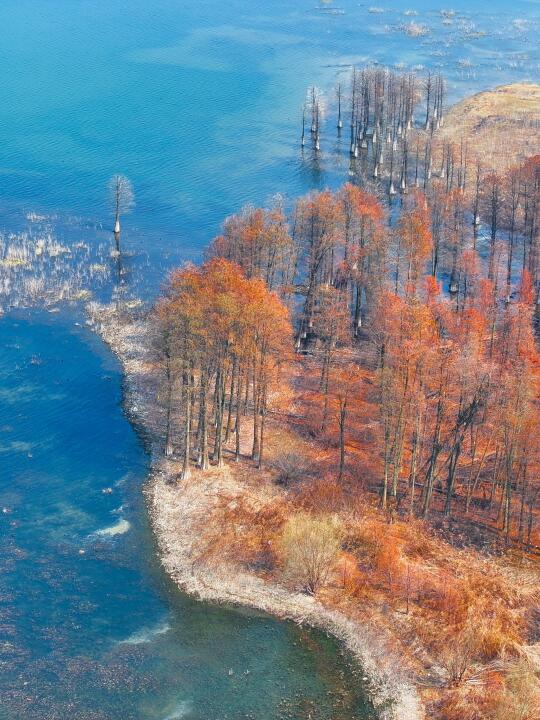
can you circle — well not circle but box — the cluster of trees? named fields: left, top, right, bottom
left=152, top=95, right=540, bottom=716
left=302, top=66, right=446, bottom=195
left=374, top=269, right=540, bottom=544
left=157, top=258, right=292, bottom=479
left=301, top=59, right=540, bottom=288
left=159, top=154, right=539, bottom=546
left=207, top=185, right=386, bottom=341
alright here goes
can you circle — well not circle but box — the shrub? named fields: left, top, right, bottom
left=280, top=512, right=342, bottom=593
left=439, top=616, right=481, bottom=685
left=437, top=679, right=503, bottom=720
left=272, top=451, right=312, bottom=487
left=295, top=476, right=346, bottom=512
left=439, top=658, right=540, bottom=720
left=338, top=551, right=364, bottom=595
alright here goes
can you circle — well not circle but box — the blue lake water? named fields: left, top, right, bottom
left=0, top=1, right=539, bottom=718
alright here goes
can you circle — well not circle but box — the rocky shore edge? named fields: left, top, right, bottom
left=87, top=302, right=424, bottom=720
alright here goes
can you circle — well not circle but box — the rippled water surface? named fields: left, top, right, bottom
left=0, top=0, right=539, bottom=718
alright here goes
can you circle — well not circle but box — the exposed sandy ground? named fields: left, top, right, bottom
left=87, top=302, right=424, bottom=720
left=436, top=83, right=540, bottom=173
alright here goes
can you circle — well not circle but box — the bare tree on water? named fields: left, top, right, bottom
left=109, top=174, right=135, bottom=253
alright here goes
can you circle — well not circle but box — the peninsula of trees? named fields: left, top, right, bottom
left=148, top=79, right=540, bottom=720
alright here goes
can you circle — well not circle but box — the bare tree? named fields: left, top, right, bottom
left=109, top=174, right=135, bottom=249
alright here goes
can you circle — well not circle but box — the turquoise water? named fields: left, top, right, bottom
left=0, top=1, right=539, bottom=718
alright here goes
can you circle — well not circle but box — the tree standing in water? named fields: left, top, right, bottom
left=109, top=174, right=135, bottom=256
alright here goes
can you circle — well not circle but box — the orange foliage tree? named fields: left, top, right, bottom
left=157, top=258, right=292, bottom=477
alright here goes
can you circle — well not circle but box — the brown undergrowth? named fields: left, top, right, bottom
left=195, top=356, right=540, bottom=720
left=90, top=303, right=539, bottom=720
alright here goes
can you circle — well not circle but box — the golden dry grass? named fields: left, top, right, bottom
left=437, top=83, right=540, bottom=173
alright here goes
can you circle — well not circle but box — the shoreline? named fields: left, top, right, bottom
left=87, top=302, right=424, bottom=720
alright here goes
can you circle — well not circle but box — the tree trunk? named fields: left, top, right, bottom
left=225, top=359, right=237, bottom=444
left=164, top=354, right=174, bottom=457
left=213, top=369, right=225, bottom=467
left=252, top=365, right=260, bottom=462
left=257, top=387, right=267, bottom=470
left=180, top=367, right=192, bottom=481
left=235, top=371, right=243, bottom=461
left=197, top=373, right=209, bottom=470
left=338, top=398, right=347, bottom=480
left=444, top=438, right=461, bottom=517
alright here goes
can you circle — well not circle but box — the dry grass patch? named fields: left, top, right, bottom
left=435, top=83, right=540, bottom=174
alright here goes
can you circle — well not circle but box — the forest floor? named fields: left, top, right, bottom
left=88, top=302, right=539, bottom=720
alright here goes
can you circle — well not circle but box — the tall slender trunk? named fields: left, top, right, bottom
left=198, top=373, right=209, bottom=470
left=213, top=368, right=226, bottom=467
left=164, top=353, right=174, bottom=457
left=257, top=383, right=267, bottom=470
left=225, top=358, right=237, bottom=444
left=444, top=437, right=462, bottom=517
left=252, top=361, right=260, bottom=461
left=518, top=463, right=528, bottom=542
left=382, top=418, right=391, bottom=509
left=180, top=365, right=192, bottom=481
left=408, top=409, right=422, bottom=519
left=422, top=395, right=444, bottom=519
left=235, top=370, right=243, bottom=461
left=338, top=397, right=347, bottom=480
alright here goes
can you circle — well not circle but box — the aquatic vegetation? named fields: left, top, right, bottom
left=94, top=518, right=131, bottom=537
left=118, top=620, right=171, bottom=645
left=162, top=701, right=192, bottom=720
left=0, top=227, right=113, bottom=312
left=400, top=22, right=430, bottom=38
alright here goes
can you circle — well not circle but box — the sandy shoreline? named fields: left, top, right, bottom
left=87, top=302, right=424, bottom=720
